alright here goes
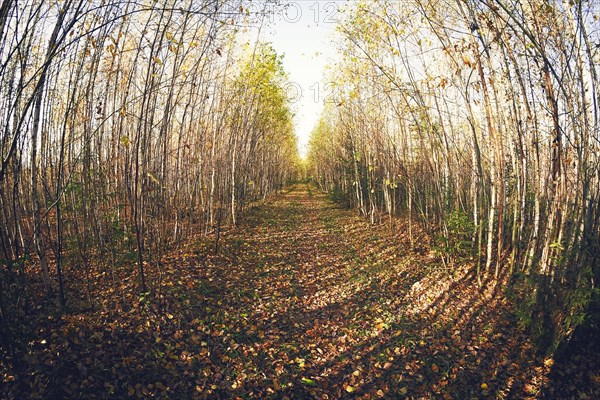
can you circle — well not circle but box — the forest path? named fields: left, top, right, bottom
left=5, top=184, right=571, bottom=399
left=178, top=183, right=546, bottom=399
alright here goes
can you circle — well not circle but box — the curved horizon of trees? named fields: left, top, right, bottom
left=308, top=0, right=600, bottom=350
left=0, top=0, right=299, bottom=322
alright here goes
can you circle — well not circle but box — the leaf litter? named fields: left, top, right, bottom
left=1, top=184, right=597, bottom=399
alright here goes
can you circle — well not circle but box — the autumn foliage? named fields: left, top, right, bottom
left=1, top=0, right=599, bottom=398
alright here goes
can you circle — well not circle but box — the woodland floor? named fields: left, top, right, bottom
left=1, top=184, right=599, bottom=399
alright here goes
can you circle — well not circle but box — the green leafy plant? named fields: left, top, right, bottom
left=433, top=210, right=475, bottom=266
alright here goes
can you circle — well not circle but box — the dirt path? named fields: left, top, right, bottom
left=5, top=184, right=585, bottom=399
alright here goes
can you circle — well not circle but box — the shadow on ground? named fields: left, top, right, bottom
left=2, top=184, right=595, bottom=399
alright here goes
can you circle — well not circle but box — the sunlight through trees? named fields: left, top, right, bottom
left=0, top=1, right=298, bottom=308
left=308, top=0, right=600, bottom=350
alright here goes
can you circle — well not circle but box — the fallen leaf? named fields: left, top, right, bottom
left=301, top=377, right=317, bottom=387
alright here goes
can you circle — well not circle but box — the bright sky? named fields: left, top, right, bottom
left=258, top=1, right=350, bottom=158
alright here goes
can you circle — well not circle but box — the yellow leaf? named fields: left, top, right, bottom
left=399, top=386, right=407, bottom=395
left=481, top=382, right=489, bottom=390
left=346, top=386, right=355, bottom=393
left=153, top=57, right=162, bottom=65
left=148, top=172, right=160, bottom=185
